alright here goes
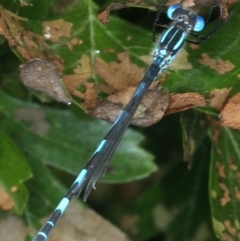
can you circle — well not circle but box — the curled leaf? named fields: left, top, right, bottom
left=166, top=92, right=206, bottom=115
left=91, top=83, right=169, bottom=127
left=20, top=59, right=71, bottom=104
left=219, top=93, right=240, bottom=129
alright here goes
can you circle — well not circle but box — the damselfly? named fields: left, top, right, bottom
left=32, top=3, right=232, bottom=241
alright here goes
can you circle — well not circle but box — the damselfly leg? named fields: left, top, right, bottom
left=188, top=10, right=235, bottom=44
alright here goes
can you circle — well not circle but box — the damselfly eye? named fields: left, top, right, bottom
left=167, top=4, right=180, bottom=19
left=194, top=16, right=205, bottom=31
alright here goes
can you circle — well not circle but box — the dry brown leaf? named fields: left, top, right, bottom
left=20, top=59, right=71, bottom=103
left=91, top=82, right=169, bottom=127
left=166, top=93, right=206, bottom=115
left=219, top=93, right=240, bottom=129
left=220, top=0, right=239, bottom=18
left=166, top=0, right=195, bottom=7
left=0, top=6, right=63, bottom=70
left=97, top=3, right=127, bottom=24
left=92, top=91, right=207, bottom=127
left=210, top=88, right=231, bottom=110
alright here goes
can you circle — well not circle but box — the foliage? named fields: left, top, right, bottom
left=0, top=0, right=240, bottom=241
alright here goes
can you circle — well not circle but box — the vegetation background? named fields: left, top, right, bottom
left=0, top=0, right=240, bottom=241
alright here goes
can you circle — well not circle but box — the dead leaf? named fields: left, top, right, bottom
left=0, top=6, right=64, bottom=70
left=98, top=3, right=127, bottom=24
left=91, top=82, right=169, bottom=127
left=166, top=93, right=206, bottom=115
left=219, top=94, right=240, bottom=129
left=92, top=91, right=207, bottom=127
left=210, top=88, right=231, bottom=110
left=219, top=0, right=238, bottom=18
left=166, top=0, right=195, bottom=7
left=20, top=59, right=71, bottom=104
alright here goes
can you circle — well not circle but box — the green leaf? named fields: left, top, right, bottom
left=0, top=89, right=156, bottom=183
left=210, top=127, right=240, bottom=241
left=0, top=130, right=32, bottom=214
left=26, top=156, right=68, bottom=220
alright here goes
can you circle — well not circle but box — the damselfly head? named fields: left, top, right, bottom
left=166, top=4, right=205, bottom=32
